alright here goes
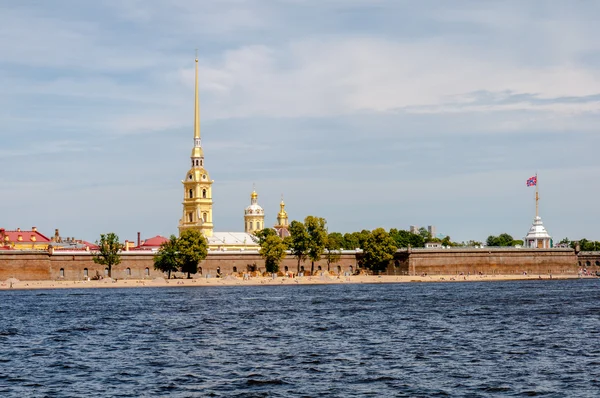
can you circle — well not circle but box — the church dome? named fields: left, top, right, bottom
left=245, top=189, right=264, bottom=215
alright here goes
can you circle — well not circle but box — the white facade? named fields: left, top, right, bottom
left=524, top=216, right=552, bottom=248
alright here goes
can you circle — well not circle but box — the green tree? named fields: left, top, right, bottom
left=362, top=228, right=398, bottom=274
left=305, top=216, right=328, bottom=275
left=258, top=234, right=287, bottom=274
left=93, top=232, right=123, bottom=278
left=390, top=229, right=420, bottom=248
left=487, top=233, right=514, bottom=247
left=418, top=227, right=432, bottom=242
left=441, top=236, right=453, bottom=247
left=153, top=235, right=181, bottom=279
left=324, top=232, right=343, bottom=271
left=289, top=220, right=309, bottom=273
left=178, top=229, right=208, bottom=278
left=342, top=232, right=359, bottom=250
left=254, top=228, right=277, bottom=246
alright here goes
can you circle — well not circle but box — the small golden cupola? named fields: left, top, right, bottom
left=274, top=195, right=290, bottom=238
left=244, top=186, right=265, bottom=235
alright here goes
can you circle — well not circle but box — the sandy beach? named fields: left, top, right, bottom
left=0, top=273, right=585, bottom=291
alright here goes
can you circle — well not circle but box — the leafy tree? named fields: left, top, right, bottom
left=178, top=229, right=208, bottom=278
left=254, top=228, right=277, bottom=246
left=357, top=229, right=372, bottom=248
left=258, top=234, right=287, bottom=274
left=93, top=232, right=123, bottom=278
left=486, top=233, right=515, bottom=247
left=305, top=216, right=328, bottom=274
left=342, top=232, right=359, bottom=250
left=418, top=227, right=432, bottom=242
left=153, top=235, right=181, bottom=279
left=282, top=235, right=293, bottom=249
left=441, top=236, right=453, bottom=247
left=362, top=228, right=398, bottom=274
left=289, top=220, right=309, bottom=273
left=324, top=232, right=343, bottom=271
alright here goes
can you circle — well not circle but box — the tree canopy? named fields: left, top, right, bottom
left=288, top=220, right=309, bottom=273
left=362, top=228, right=398, bottom=274
left=153, top=235, right=181, bottom=279
left=93, top=232, right=123, bottom=278
left=305, top=216, right=327, bottom=274
left=486, top=233, right=519, bottom=247
left=258, top=234, right=288, bottom=274
left=177, top=229, right=208, bottom=278
left=324, top=232, right=343, bottom=271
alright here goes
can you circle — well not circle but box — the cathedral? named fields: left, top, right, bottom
left=177, top=57, right=289, bottom=250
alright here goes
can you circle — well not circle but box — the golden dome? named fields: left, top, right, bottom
left=251, top=190, right=258, bottom=200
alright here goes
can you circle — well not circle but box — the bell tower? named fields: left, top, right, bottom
left=178, top=56, right=214, bottom=237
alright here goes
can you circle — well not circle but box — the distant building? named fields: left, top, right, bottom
left=524, top=176, right=552, bottom=248
left=273, top=197, right=290, bottom=238
left=0, top=227, right=51, bottom=250
left=428, top=225, right=436, bottom=237
left=425, top=241, right=442, bottom=249
left=175, top=57, right=289, bottom=251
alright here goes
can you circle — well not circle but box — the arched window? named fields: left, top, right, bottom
left=195, top=160, right=199, bottom=166
left=203, top=213, right=208, bottom=222
left=198, top=266, right=203, bottom=275
left=318, top=265, right=322, bottom=271
left=145, top=267, right=150, bottom=276
left=233, top=266, right=237, bottom=273
left=284, top=266, right=289, bottom=272
left=202, top=189, right=207, bottom=198
left=59, top=268, right=65, bottom=277
left=83, top=268, right=88, bottom=277
left=189, top=212, right=193, bottom=222
left=200, top=160, right=203, bottom=166
left=189, top=189, right=193, bottom=198
left=126, top=268, right=131, bottom=276
left=596, top=261, right=600, bottom=266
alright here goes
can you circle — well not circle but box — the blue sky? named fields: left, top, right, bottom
left=2, top=0, right=600, bottom=243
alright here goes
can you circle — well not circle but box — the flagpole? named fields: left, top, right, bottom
left=535, top=172, right=539, bottom=218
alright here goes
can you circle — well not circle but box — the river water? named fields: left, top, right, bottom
left=1, top=279, right=599, bottom=397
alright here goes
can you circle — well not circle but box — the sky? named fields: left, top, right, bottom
left=1, top=0, right=600, bottom=243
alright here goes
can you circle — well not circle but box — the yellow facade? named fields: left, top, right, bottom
left=244, top=189, right=265, bottom=234
left=178, top=57, right=214, bottom=237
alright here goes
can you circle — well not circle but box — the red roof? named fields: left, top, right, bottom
left=0, top=228, right=51, bottom=243
left=140, top=235, right=169, bottom=247
left=80, top=240, right=100, bottom=250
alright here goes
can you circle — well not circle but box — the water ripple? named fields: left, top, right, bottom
left=0, top=279, right=599, bottom=396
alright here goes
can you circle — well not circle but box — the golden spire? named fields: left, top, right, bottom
left=194, top=51, right=200, bottom=140
left=191, top=52, right=203, bottom=159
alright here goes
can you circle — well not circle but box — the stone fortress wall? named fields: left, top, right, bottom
left=0, top=248, right=583, bottom=281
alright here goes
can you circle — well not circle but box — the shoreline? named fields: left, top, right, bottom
left=0, top=274, right=589, bottom=291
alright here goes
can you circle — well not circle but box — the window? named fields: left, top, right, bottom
left=233, top=266, right=237, bottom=273
left=59, top=268, right=65, bottom=277
left=203, top=213, right=208, bottom=222
left=145, top=267, right=150, bottom=276
left=195, top=160, right=199, bottom=166
left=257, top=222, right=261, bottom=230
left=200, top=160, right=203, bottom=166
left=189, top=213, right=193, bottom=222
left=202, top=189, right=206, bottom=198
left=188, top=174, right=192, bottom=180
left=126, top=268, right=131, bottom=276
left=250, top=222, right=253, bottom=230
left=83, top=268, right=88, bottom=277
left=198, top=267, right=203, bottom=275
left=189, top=189, right=193, bottom=198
